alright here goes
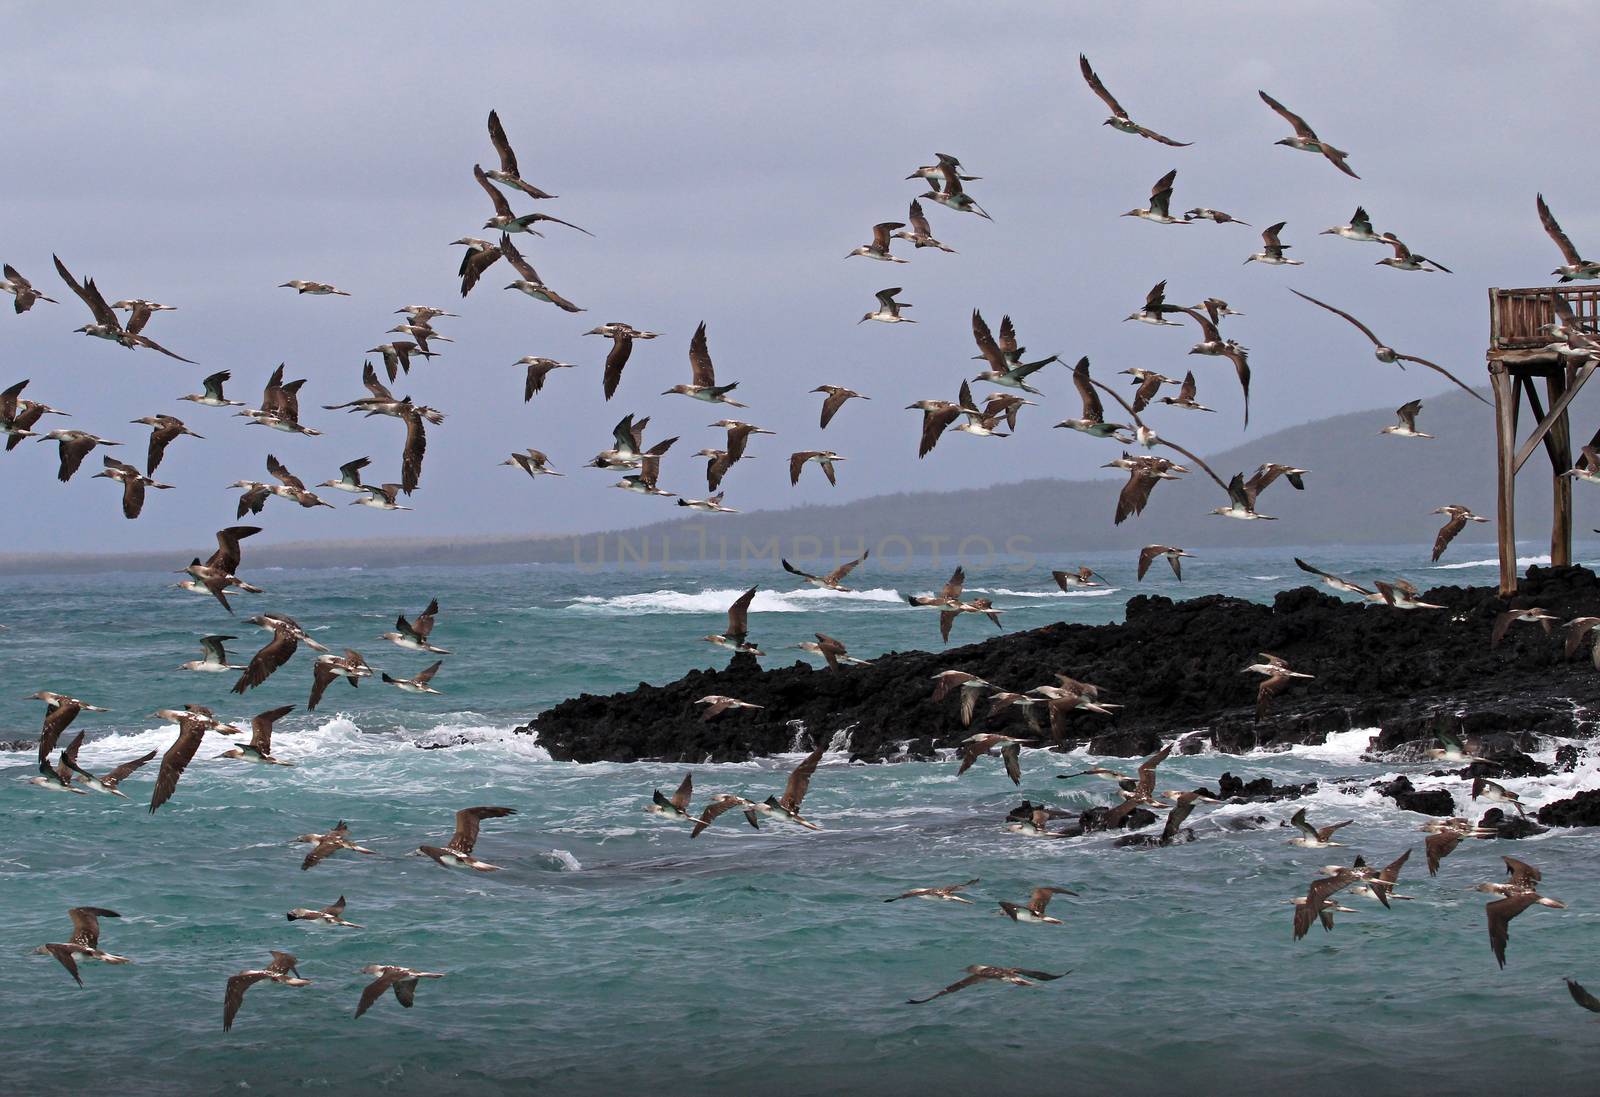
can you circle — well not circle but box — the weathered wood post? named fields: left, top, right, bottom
left=1490, top=358, right=1519, bottom=596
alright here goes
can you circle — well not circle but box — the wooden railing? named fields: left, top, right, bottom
left=1490, top=285, right=1600, bottom=350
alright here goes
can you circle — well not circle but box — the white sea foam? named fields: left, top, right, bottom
left=1431, top=554, right=1549, bottom=570
left=567, top=587, right=905, bottom=614
left=542, top=848, right=582, bottom=871
left=1278, top=727, right=1380, bottom=763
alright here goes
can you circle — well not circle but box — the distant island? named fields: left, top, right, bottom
left=0, top=387, right=1540, bottom=577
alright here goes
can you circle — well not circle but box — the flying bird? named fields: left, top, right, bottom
left=664, top=322, right=745, bottom=405
left=846, top=221, right=908, bottom=262
left=1079, top=54, right=1190, bottom=145
left=584, top=322, right=660, bottom=401
left=218, top=705, right=297, bottom=765
left=1432, top=505, right=1488, bottom=561
left=34, top=907, right=129, bottom=986
left=1243, top=221, right=1302, bottom=266
left=813, top=384, right=868, bottom=428
left=891, top=200, right=956, bottom=252
left=53, top=255, right=195, bottom=361
left=223, top=952, right=311, bottom=1032
left=781, top=549, right=868, bottom=591
left=355, top=965, right=446, bottom=1018
left=860, top=286, right=916, bottom=324
left=907, top=965, right=1068, bottom=1005
left=1290, top=289, right=1488, bottom=404
left=1258, top=90, right=1358, bottom=177
left=1, top=263, right=57, bottom=312
left=297, top=820, right=378, bottom=870
left=1537, top=193, right=1600, bottom=282
left=474, top=162, right=592, bottom=236
left=416, top=806, right=517, bottom=871
left=1122, top=168, right=1186, bottom=224
left=485, top=109, right=555, bottom=199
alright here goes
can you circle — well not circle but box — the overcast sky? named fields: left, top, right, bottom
left=3, top=1, right=1598, bottom=555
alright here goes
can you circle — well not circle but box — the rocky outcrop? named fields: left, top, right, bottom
left=1375, top=775, right=1456, bottom=816
left=523, top=566, right=1600, bottom=763
left=1537, top=789, right=1600, bottom=828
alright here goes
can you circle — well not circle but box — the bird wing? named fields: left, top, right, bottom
left=448, top=805, right=516, bottom=855
left=500, top=234, right=539, bottom=282
left=473, top=162, right=513, bottom=219
left=102, top=749, right=155, bottom=786
left=1289, top=288, right=1383, bottom=347
left=781, top=745, right=825, bottom=812
left=57, top=436, right=97, bottom=482
left=826, top=550, right=869, bottom=585
left=251, top=705, right=294, bottom=753
left=266, top=454, right=305, bottom=491
left=820, top=388, right=850, bottom=428
left=232, top=630, right=298, bottom=694
left=1073, top=358, right=1105, bottom=422
left=38, top=700, right=82, bottom=765
left=1433, top=513, right=1469, bottom=562
left=602, top=337, right=634, bottom=401
left=1078, top=54, right=1126, bottom=116
left=908, top=199, right=932, bottom=236
left=487, top=109, right=520, bottom=176
left=459, top=242, right=503, bottom=297
left=940, top=566, right=966, bottom=602
left=412, top=598, right=440, bottom=640
left=1001, top=742, right=1022, bottom=785
left=1295, top=874, right=1353, bottom=940
left=690, top=795, right=754, bottom=837
left=689, top=322, right=716, bottom=387
left=1393, top=353, right=1490, bottom=404
left=1424, top=830, right=1463, bottom=876
left=68, top=905, right=116, bottom=948
left=223, top=971, right=273, bottom=1031
left=971, top=310, right=1004, bottom=371
left=907, top=971, right=988, bottom=1005
left=401, top=410, right=427, bottom=494
left=1258, top=89, right=1314, bottom=138
left=1504, top=856, right=1542, bottom=888
left=1256, top=674, right=1296, bottom=720
left=149, top=723, right=205, bottom=813
left=670, top=772, right=693, bottom=813
left=208, top=525, right=259, bottom=575
left=1487, top=893, right=1538, bottom=969
left=356, top=970, right=404, bottom=1018
left=302, top=833, right=346, bottom=870
left=52, top=255, right=120, bottom=328
left=1538, top=193, right=1584, bottom=266
left=1568, top=978, right=1600, bottom=1013
left=918, top=406, right=960, bottom=458
left=727, top=585, right=757, bottom=641
left=1161, top=797, right=1197, bottom=840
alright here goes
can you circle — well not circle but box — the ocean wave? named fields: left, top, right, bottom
left=1432, top=554, right=1549, bottom=570
left=566, top=587, right=905, bottom=614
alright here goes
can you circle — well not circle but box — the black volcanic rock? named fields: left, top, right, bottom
left=1375, top=775, right=1455, bottom=816
left=1080, top=805, right=1158, bottom=833
left=1537, top=789, right=1600, bottom=828
left=523, top=567, right=1600, bottom=763
left=1216, top=772, right=1317, bottom=803
left=1477, top=808, right=1547, bottom=839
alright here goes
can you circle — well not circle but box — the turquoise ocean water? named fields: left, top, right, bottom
left=4, top=543, right=1599, bottom=1095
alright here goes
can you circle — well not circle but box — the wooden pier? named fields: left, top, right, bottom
left=1488, top=285, right=1600, bottom=595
